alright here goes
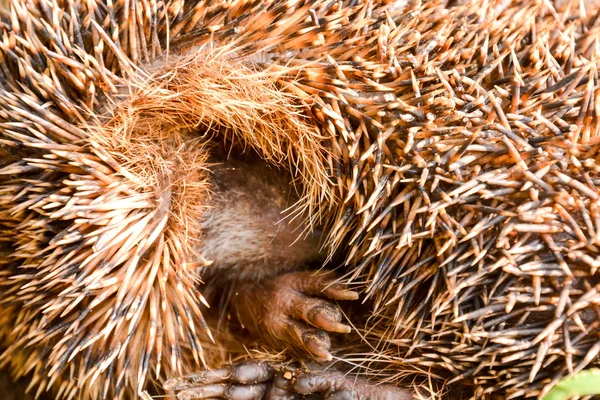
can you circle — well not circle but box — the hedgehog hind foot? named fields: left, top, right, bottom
left=163, top=362, right=279, bottom=400
left=293, top=369, right=414, bottom=400
left=164, top=362, right=414, bottom=400
left=234, top=271, right=359, bottom=361
left=164, top=362, right=299, bottom=400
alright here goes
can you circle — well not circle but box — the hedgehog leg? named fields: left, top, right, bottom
left=163, top=362, right=299, bottom=399
left=233, top=271, right=359, bottom=361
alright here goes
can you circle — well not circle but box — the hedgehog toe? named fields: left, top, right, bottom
left=164, top=363, right=275, bottom=391
left=291, top=293, right=350, bottom=334
left=281, top=271, right=359, bottom=302
left=173, top=383, right=268, bottom=400
left=264, top=313, right=333, bottom=361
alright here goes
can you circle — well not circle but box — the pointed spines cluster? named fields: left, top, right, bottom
left=2, top=0, right=600, bottom=399
left=275, top=0, right=600, bottom=398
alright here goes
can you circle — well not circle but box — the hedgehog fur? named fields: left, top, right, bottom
left=1, top=0, right=600, bottom=399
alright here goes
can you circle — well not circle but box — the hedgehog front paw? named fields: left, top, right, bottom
left=260, top=271, right=358, bottom=362
left=235, top=271, right=358, bottom=362
left=163, top=362, right=298, bottom=400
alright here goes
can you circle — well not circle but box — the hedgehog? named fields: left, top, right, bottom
left=1, top=0, right=600, bottom=399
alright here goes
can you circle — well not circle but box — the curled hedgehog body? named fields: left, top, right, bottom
left=1, top=0, right=600, bottom=399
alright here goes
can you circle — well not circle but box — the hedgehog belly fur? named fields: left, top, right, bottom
left=197, top=157, right=324, bottom=285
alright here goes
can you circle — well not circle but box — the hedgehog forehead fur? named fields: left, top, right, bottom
left=2, top=0, right=600, bottom=399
